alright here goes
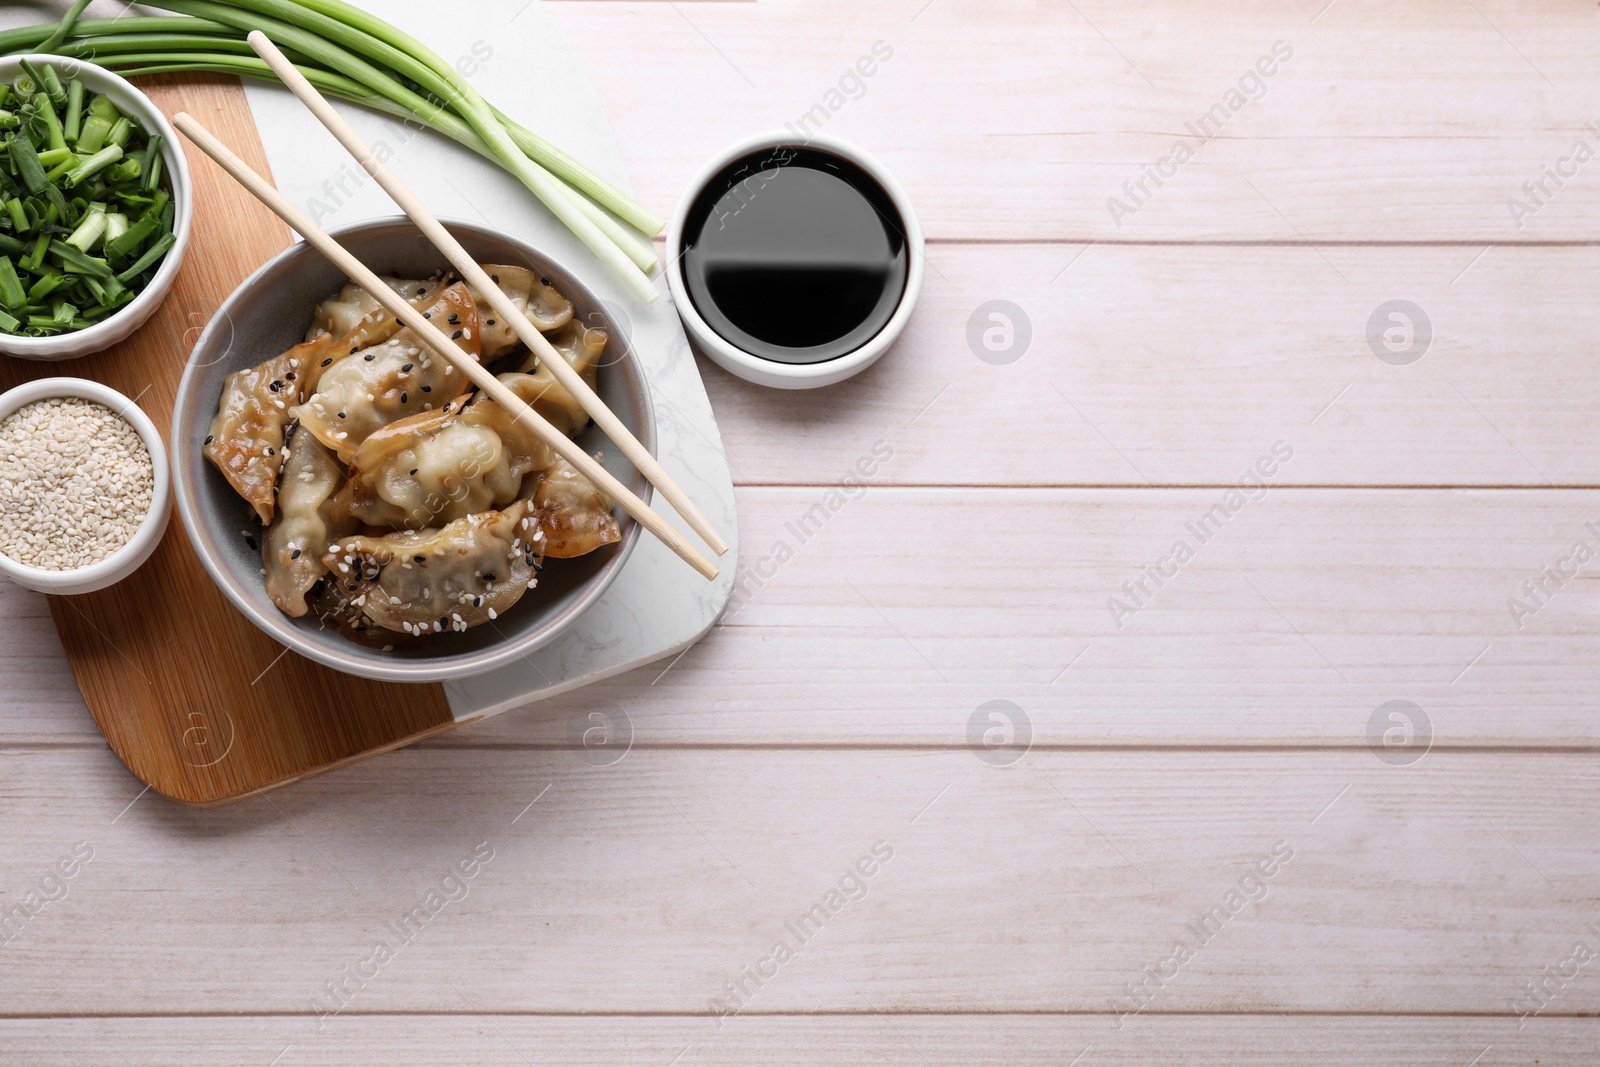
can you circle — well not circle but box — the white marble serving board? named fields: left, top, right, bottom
left=243, top=0, right=737, bottom=720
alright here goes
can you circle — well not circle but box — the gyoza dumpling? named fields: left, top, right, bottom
left=502, top=320, right=607, bottom=437
left=306, top=276, right=445, bottom=344
left=331, top=389, right=555, bottom=530
left=291, top=283, right=482, bottom=461
left=321, top=500, right=543, bottom=636
left=262, top=425, right=357, bottom=617
left=532, top=453, right=621, bottom=558
left=204, top=334, right=336, bottom=523
left=467, top=263, right=573, bottom=359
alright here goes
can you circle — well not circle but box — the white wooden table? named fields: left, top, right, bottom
left=4, top=1, right=1600, bottom=1062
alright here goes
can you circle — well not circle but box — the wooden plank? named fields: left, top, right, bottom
left=0, top=1015, right=1593, bottom=1066
left=0, top=745, right=1595, bottom=1015
left=698, top=244, right=1600, bottom=488
left=8, top=487, right=1600, bottom=746
left=553, top=0, right=1600, bottom=242
left=0, top=77, right=454, bottom=803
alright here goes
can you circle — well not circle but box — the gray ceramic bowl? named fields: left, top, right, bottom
left=172, top=218, right=652, bottom=682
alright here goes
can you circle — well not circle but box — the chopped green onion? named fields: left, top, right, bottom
left=0, top=255, right=26, bottom=308
left=105, top=116, right=131, bottom=150
left=62, top=143, right=121, bottom=187
left=115, top=230, right=173, bottom=282
left=7, top=132, right=48, bottom=193
left=64, top=201, right=105, bottom=251
left=105, top=211, right=156, bottom=261
left=49, top=238, right=112, bottom=277
left=38, top=66, right=67, bottom=110
left=62, top=79, right=82, bottom=142
left=75, top=113, right=110, bottom=153
left=30, top=93, right=66, bottom=151
left=26, top=271, right=64, bottom=301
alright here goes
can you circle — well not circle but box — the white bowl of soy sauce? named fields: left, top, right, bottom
left=665, top=132, right=923, bottom=390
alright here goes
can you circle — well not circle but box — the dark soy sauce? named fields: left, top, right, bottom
left=681, top=146, right=908, bottom=365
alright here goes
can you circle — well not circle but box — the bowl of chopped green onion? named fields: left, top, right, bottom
left=0, top=55, right=191, bottom=361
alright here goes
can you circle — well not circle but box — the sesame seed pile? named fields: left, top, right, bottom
left=0, top=397, right=154, bottom=571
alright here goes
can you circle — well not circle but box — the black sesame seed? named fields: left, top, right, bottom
left=285, top=372, right=296, bottom=381
left=320, top=357, right=332, bottom=366
left=420, top=385, right=431, bottom=393
left=204, top=434, right=213, bottom=444
left=269, top=380, right=282, bottom=392
left=265, top=447, right=275, bottom=456
left=450, top=329, right=462, bottom=340
left=400, top=392, right=408, bottom=403
left=423, top=311, right=431, bottom=319
left=337, top=412, right=346, bottom=419
left=540, top=276, right=551, bottom=286
left=395, top=317, right=402, bottom=325
left=491, top=273, right=500, bottom=283
left=350, top=581, right=359, bottom=591
left=290, top=549, right=301, bottom=559
left=485, top=318, right=496, bottom=326
left=409, top=468, right=418, bottom=476
left=447, top=313, right=459, bottom=325
left=482, top=574, right=495, bottom=583
left=401, top=363, right=413, bottom=372
left=364, top=353, right=375, bottom=361
left=414, top=555, right=426, bottom=563
left=244, top=534, right=258, bottom=550
left=416, top=287, right=425, bottom=296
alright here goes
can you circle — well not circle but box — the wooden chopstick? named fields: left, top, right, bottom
left=246, top=31, right=730, bottom=559
left=172, top=111, right=719, bottom=583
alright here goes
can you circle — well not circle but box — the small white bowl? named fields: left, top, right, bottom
left=0, top=55, right=193, bottom=362
left=0, top=377, right=171, bottom=594
left=664, top=131, right=923, bottom=390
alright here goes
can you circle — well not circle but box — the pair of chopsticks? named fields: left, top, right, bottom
left=172, top=32, right=727, bottom=581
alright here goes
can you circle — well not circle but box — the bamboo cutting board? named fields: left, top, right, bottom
left=0, top=76, right=456, bottom=805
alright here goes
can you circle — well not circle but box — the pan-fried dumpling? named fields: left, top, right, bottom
left=532, top=453, right=620, bottom=558
left=306, top=276, right=445, bottom=344
left=291, top=283, right=482, bottom=461
left=204, top=334, right=336, bottom=523
left=321, top=500, right=543, bottom=636
left=262, top=426, right=357, bottom=616
left=503, top=320, right=607, bottom=437
left=468, top=263, right=573, bottom=359
left=331, top=389, right=555, bottom=530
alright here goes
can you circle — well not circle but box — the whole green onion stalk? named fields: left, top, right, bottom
left=0, top=4, right=665, bottom=302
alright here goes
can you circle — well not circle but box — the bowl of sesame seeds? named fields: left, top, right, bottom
left=0, top=376, right=170, bottom=594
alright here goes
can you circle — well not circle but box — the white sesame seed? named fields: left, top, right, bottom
left=0, top=398, right=155, bottom=570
